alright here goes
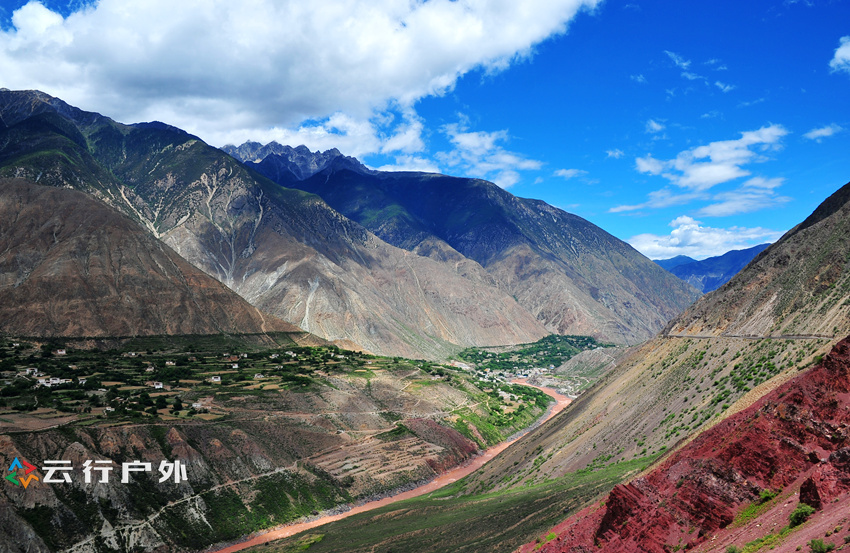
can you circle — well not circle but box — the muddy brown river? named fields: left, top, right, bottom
left=211, top=381, right=570, bottom=553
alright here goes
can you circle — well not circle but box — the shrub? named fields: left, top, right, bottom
left=789, top=503, right=816, bottom=527
left=759, top=489, right=779, bottom=503
left=808, top=538, right=835, bottom=552
left=726, top=546, right=742, bottom=553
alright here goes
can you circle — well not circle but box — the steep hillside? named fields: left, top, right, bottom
left=521, top=335, right=850, bottom=553
left=0, top=89, right=547, bottom=359
left=0, top=338, right=543, bottom=553
left=0, top=178, right=294, bottom=337
left=661, top=243, right=770, bottom=293
left=669, top=183, right=850, bottom=338
left=460, top=181, right=850, bottom=497
left=233, top=144, right=701, bottom=345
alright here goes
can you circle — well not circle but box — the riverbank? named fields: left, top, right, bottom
left=208, top=383, right=571, bottom=553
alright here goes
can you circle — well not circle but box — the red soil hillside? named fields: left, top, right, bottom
left=520, top=335, right=850, bottom=553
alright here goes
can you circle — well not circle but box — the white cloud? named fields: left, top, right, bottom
left=609, top=188, right=704, bottom=213
left=631, top=74, right=647, bottom=84
left=0, top=0, right=600, bottom=152
left=664, top=50, right=691, bottom=70
left=375, top=155, right=441, bottom=173
left=606, top=149, right=625, bottom=159
left=645, top=119, right=665, bottom=133
left=829, top=36, right=850, bottom=74
left=437, top=122, right=542, bottom=188
left=696, top=177, right=790, bottom=217
left=803, top=124, right=843, bottom=141
left=554, top=168, right=588, bottom=179
left=634, top=125, right=789, bottom=191
left=715, top=81, right=735, bottom=93
left=627, top=216, right=784, bottom=259
left=681, top=71, right=706, bottom=81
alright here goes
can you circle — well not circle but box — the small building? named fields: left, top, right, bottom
left=151, top=382, right=164, bottom=389
left=191, top=402, right=203, bottom=409
left=165, top=361, right=176, bottom=367
left=231, top=363, right=239, bottom=369
left=145, top=366, right=155, bottom=372
left=54, top=349, right=67, bottom=356
left=210, top=375, right=221, bottom=383
left=78, top=378, right=87, bottom=385
left=253, top=374, right=264, bottom=380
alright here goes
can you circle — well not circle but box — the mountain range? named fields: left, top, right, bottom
left=655, top=243, right=770, bottom=293
left=0, top=89, right=699, bottom=358
left=227, top=141, right=700, bottom=345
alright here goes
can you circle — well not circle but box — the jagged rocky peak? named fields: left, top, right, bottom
left=222, top=141, right=369, bottom=180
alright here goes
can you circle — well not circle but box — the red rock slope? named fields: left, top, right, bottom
left=520, top=336, right=850, bottom=553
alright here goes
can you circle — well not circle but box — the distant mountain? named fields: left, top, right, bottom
left=462, top=180, right=850, bottom=497
left=0, top=90, right=547, bottom=358
left=0, top=178, right=296, bottom=337
left=653, top=255, right=696, bottom=271
left=230, top=141, right=701, bottom=345
left=660, top=243, right=770, bottom=293
left=222, top=142, right=369, bottom=181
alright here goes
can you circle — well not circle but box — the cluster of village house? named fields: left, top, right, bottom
left=17, top=349, right=308, bottom=393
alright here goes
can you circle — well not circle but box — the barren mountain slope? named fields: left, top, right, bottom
left=0, top=178, right=295, bottom=337
left=0, top=90, right=547, bottom=359
left=668, top=182, right=850, bottom=338
left=232, top=145, right=702, bottom=345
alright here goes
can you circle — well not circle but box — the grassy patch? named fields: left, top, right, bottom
left=251, top=456, right=657, bottom=553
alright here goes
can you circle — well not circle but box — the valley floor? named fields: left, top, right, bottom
left=211, top=384, right=572, bottom=553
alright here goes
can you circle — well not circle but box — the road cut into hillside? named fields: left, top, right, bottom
left=210, top=381, right=571, bottom=553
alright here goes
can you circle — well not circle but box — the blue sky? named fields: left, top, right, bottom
left=1, top=0, right=848, bottom=259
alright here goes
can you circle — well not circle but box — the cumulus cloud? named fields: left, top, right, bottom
left=627, top=216, right=784, bottom=259
left=830, top=36, right=850, bottom=74
left=803, top=123, right=843, bottom=142
left=375, top=155, right=441, bottom=173
left=437, top=122, right=543, bottom=188
left=634, top=125, right=789, bottom=191
left=0, top=0, right=600, bottom=150
left=606, top=149, right=625, bottom=159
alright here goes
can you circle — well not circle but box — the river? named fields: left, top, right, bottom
left=209, top=381, right=571, bottom=553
